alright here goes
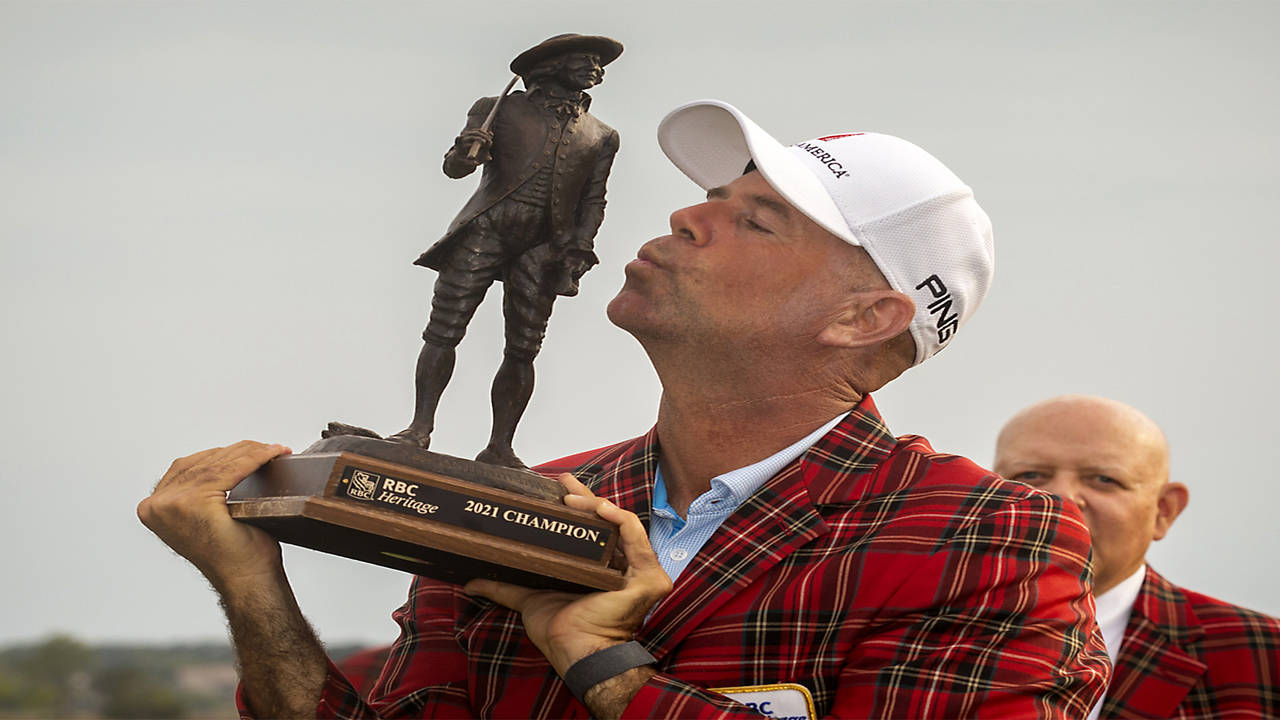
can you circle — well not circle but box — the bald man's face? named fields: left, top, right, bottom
left=993, top=398, right=1184, bottom=595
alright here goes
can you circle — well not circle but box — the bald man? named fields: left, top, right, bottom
left=995, top=396, right=1280, bottom=719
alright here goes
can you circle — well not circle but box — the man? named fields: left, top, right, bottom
left=140, top=100, right=1110, bottom=718
left=389, top=34, right=622, bottom=468
left=995, top=395, right=1280, bottom=719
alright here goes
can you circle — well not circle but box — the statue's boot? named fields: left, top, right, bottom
left=386, top=425, right=432, bottom=449
left=475, top=444, right=527, bottom=469
left=322, top=422, right=383, bottom=440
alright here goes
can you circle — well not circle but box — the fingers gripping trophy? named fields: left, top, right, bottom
left=326, top=33, right=623, bottom=470
left=222, top=35, right=627, bottom=593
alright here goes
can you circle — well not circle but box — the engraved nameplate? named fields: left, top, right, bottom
left=227, top=450, right=626, bottom=591
left=332, top=464, right=612, bottom=561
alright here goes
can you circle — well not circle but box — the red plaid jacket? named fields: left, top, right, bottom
left=1100, top=566, right=1280, bottom=719
left=240, top=396, right=1109, bottom=718
left=337, top=646, right=395, bottom=700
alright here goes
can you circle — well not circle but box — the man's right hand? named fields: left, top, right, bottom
left=137, top=441, right=292, bottom=594
left=457, top=127, right=494, bottom=163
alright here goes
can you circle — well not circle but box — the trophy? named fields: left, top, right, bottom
left=227, top=34, right=626, bottom=593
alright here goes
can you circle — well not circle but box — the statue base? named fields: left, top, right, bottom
left=227, top=436, right=626, bottom=593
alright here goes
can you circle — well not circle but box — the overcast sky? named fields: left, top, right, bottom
left=2, top=0, right=1276, bottom=646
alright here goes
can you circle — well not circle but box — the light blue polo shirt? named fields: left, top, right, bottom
left=648, top=412, right=848, bottom=581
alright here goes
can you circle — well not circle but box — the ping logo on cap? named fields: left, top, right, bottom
left=916, top=274, right=960, bottom=344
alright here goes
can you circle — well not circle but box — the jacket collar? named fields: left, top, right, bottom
left=795, top=395, right=900, bottom=506
left=1101, top=566, right=1207, bottom=717
left=586, top=395, right=898, bottom=656
left=1130, top=566, right=1206, bottom=647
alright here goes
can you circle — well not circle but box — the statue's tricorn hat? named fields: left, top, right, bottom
left=510, top=34, right=624, bottom=75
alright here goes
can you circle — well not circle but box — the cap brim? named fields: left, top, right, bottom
left=656, top=100, right=856, bottom=245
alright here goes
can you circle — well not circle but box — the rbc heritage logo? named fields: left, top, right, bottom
left=347, top=470, right=379, bottom=499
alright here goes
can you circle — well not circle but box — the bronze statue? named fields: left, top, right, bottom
left=383, top=34, right=622, bottom=468
left=219, top=34, right=629, bottom=592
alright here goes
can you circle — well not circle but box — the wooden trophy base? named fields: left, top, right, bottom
left=227, top=436, right=625, bottom=593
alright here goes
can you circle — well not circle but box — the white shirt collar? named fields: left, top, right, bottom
left=1095, top=563, right=1147, bottom=661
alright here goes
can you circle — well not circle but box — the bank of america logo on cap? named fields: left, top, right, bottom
left=657, top=100, right=994, bottom=366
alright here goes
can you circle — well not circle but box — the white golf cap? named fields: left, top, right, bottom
left=657, top=99, right=994, bottom=366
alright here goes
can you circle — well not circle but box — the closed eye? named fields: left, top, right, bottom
left=1010, top=471, right=1045, bottom=484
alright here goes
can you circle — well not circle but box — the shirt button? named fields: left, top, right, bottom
left=669, top=549, right=688, bottom=561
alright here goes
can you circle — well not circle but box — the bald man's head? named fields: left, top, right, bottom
left=994, top=395, right=1187, bottom=595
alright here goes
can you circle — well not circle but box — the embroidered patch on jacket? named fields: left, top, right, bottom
left=711, top=683, right=816, bottom=720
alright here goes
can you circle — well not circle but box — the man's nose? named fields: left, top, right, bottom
left=669, top=201, right=714, bottom=247
left=1041, top=475, right=1086, bottom=510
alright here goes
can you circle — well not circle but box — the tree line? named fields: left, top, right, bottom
left=0, top=634, right=369, bottom=719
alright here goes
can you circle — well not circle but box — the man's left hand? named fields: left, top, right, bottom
left=464, top=473, right=672, bottom=675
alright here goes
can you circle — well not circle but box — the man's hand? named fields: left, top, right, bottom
left=137, top=440, right=292, bottom=593
left=457, top=127, right=494, bottom=163
left=139, top=441, right=330, bottom=719
left=464, top=473, right=672, bottom=674
left=562, top=248, right=597, bottom=279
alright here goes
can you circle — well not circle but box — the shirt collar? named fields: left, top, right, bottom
left=1094, top=563, right=1147, bottom=664
left=713, top=412, right=850, bottom=505
left=1096, top=564, right=1147, bottom=620
left=653, top=411, right=850, bottom=518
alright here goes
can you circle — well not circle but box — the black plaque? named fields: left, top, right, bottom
left=228, top=448, right=626, bottom=593
left=333, top=466, right=612, bottom=561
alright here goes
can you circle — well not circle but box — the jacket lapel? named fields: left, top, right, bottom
left=633, top=397, right=898, bottom=658
left=585, top=428, right=659, bottom=529
left=1102, top=568, right=1207, bottom=718
left=637, top=461, right=830, bottom=657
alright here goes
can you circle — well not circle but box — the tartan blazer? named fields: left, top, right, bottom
left=336, top=646, right=394, bottom=701
left=250, top=396, right=1109, bottom=719
left=1100, top=567, right=1280, bottom=719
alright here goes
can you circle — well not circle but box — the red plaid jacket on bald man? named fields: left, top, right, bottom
left=239, top=396, right=1109, bottom=718
left=1100, top=567, right=1280, bottom=719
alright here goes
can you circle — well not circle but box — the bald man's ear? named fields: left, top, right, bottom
left=817, top=290, right=915, bottom=349
left=1153, top=482, right=1189, bottom=541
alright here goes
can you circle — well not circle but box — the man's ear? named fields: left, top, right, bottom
left=1152, top=481, right=1189, bottom=541
left=817, top=290, right=915, bottom=349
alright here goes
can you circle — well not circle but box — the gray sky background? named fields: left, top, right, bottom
left=2, top=0, right=1276, bottom=646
